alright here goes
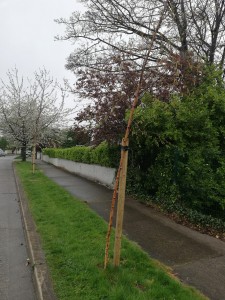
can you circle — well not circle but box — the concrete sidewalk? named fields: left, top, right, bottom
left=36, top=159, right=225, bottom=300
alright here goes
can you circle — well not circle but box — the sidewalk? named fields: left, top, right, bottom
left=36, top=159, right=225, bottom=300
left=0, top=156, right=36, bottom=300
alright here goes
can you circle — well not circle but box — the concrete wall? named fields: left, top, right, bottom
left=42, top=155, right=116, bottom=189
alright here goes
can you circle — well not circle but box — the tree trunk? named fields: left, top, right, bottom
left=21, top=143, right=26, bottom=162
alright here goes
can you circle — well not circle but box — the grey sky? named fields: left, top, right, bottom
left=0, top=0, right=83, bottom=108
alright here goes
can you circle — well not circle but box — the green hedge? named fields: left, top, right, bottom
left=128, top=66, right=225, bottom=219
left=43, top=142, right=120, bottom=168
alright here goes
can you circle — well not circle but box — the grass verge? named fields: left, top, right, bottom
left=15, top=162, right=207, bottom=300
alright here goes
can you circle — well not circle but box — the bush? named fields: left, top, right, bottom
left=128, top=66, right=225, bottom=218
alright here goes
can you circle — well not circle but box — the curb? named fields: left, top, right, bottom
left=13, top=162, right=57, bottom=300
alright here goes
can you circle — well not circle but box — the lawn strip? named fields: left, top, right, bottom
left=16, top=161, right=207, bottom=300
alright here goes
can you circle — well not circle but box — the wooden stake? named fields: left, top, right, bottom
left=104, top=154, right=123, bottom=269
left=32, top=142, right=36, bottom=174
left=113, top=138, right=129, bottom=267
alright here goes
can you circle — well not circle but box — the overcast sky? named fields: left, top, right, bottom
left=0, top=0, right=84, bottom=109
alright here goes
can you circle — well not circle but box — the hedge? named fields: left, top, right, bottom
left=127, top=66, right=225, bottom=220
left=43, top=141, right=120, bottom=168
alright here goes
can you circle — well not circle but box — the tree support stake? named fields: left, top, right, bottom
left=113, top=138, right=129, bottom=267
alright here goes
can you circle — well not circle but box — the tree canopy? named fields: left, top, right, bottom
left=57, top=0, right=225, bottom=71
left=0, top=68, right=69, bottom=160
left=0, top=136, right=8, bottom=151
left=57, top=0, right=224, bottom=143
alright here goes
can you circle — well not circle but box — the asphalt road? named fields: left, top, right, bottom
left=0, top=156, right=36, bottom=300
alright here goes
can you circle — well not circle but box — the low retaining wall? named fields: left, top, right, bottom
left=42, top=155, right=116, bottom=189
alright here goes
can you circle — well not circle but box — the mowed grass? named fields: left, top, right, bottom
left=15, top=162, right=207, bottom=300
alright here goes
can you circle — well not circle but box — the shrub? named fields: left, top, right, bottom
left=128, top=66, right=225, bottom=217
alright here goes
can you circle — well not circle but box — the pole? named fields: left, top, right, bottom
left=113, top=138, right=129, bottom=267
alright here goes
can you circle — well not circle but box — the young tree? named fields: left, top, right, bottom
left=0, top=68, right=69, bottom=161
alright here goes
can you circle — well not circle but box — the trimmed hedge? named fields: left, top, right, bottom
left=43, top=141, right=120, bottom=168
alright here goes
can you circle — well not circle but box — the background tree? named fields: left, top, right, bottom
left=56, top=0, right=225, bottom=72
left=71, top=52, right=202, bottom=143
left=0, top=136, right=8, bottom=151
left=61, top=126, right=91, bottom=147
left=57, top=0, right=215, bottom=144
left=40, top=127, right=67, bottom=148
left=73, top=56, right=140, bottom=144
left=0, top=68, right=69, bottom=161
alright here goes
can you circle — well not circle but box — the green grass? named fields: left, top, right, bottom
left=15, top=162, right=207, bottom=300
